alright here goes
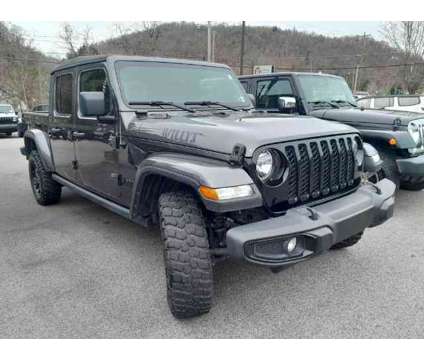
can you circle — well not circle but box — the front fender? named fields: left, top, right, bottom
left=23, top=129, right=54, bottom=171
left=359, top=129, right=415, bottom=149
left=129, top=153, right=263, bottom=223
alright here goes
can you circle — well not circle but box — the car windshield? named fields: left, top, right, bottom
left=115, top=61, right=250, bottom=109
left=0, top=105, right=13, bottom=113
left=297, top=75, right=356, bottom=107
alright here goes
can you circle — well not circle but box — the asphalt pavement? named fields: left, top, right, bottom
left=1, top=135, right=423, bottom=338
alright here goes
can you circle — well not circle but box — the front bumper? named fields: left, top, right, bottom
left=0, top=123, right=18, bottom=133
left=396, top=155, right=424, bottom=176
left=225, top=179, right=395, bottom=267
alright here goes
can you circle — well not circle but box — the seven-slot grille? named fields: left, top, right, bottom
left=0, top=116, right=15, bottom=124
left=283, top=135, right=360, bottom=205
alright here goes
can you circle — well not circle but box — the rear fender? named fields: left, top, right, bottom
left=23, top=129, right=54, bottom=171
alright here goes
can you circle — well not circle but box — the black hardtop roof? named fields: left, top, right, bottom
left=239, top=71, right=343, bottom=80
left=51, top=55, right=230, bottom=74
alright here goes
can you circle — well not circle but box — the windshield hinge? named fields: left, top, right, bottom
left=229, top=143, right=246, bottom=167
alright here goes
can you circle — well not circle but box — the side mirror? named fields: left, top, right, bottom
left=277, top=96, right=297, bottom=111
left=247, top=93, right=256, bottom=106
left=80, top=92, right=106, bottom=117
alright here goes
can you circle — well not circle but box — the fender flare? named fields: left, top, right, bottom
left=129, top=153, right=262, bottom=224
left=23, top=129, right=54, bottom=171
left=359, top=129, right=415, bottom=149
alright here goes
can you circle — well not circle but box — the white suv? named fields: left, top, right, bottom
left=357, top=95, right=424, bottom=113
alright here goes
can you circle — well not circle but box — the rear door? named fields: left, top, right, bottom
left=49, top=71, right=78, bottom=182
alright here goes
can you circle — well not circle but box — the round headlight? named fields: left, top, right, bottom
left=352, top=139, right=365, bottom=166
left=408, top=121, right=421, bottom=145
left=256, top=150, right=274, bottom=181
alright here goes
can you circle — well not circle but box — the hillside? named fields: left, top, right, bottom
left=0, top=22, right=56, bottom=109
left=94, top=22, right=422, bottom=94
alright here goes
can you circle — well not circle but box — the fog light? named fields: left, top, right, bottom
left=286, top=238, right=297, bottom=253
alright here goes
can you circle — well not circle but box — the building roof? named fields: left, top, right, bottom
left=52, top=55, right=229, bottom=74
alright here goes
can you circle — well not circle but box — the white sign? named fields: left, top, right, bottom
left=253, top=65, right=274, bottom=74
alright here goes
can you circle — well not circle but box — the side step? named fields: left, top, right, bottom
left=52, top=174, right=130, bottom=220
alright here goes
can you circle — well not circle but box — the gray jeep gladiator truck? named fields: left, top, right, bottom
left=239, top=72, right=424, bottom=190
left=21, top=55, right=395, bottom=318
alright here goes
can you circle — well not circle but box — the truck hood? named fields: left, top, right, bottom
left=310, top=107, right=424, bottom=128
left=124, top=111, right=357, bottom=157
left=0, top=112, right=17, bottom=117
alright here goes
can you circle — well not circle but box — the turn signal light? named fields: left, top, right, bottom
left=388, top=138, right=397, bottom=146
left=199, top=185, right=254, bottom=201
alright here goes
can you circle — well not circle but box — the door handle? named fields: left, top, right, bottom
left=72, top=131, right=86, bottom=140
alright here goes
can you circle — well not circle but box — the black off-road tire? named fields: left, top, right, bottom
left=378, top=151, right=400, bottom=190
left=400, top=177, right=424, bottom=191
left=28, top=150, right=62, bottom=205
left=159, top=190, right=213, bottom=319
left=330, top=232, right=363, bottom=250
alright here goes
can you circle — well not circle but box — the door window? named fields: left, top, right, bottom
left=357, top=98, right=371, bottom=108
left=80, top=69, right=106, bottom=92
left=398, top=96, right=420, bottom=107
left=373, top=97, right=394, bottom=109
left=240, top=80, right=249, bottom=92
left=55, top=74, right=73, bottom=115
left=79, top=69, right=108, bottom=116
left=255, top=78, right=294, bottom=109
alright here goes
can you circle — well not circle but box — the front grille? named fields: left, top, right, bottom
left=0, top=117, right=15, bottom=124
left=283, top=135, right=359, bottom=206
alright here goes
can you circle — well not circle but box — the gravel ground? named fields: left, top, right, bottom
left=1, top=135, right=423, bottom=338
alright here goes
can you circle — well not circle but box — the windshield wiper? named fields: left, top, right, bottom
left=308, top=100, right=340, bottom=109
left=184, top=101, right=245, bottom=111
left=128, top=101, right=195, bottom=113
left=333, top=100, right=358, bottom=108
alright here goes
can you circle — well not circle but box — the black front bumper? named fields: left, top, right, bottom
left=225, top=179, right=395, bottom=267
left=0, top=124, right=18, bottom=133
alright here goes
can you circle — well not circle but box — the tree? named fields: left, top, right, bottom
left=381, top=22, right=424, bottom=93
left=59, top=23, right=99, bottom=59
left=0, top=22, right=52, bottom=109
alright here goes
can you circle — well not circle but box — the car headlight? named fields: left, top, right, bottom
left=408, top=121, right=421, bottom=146
left=352, top=139, right=365, bottom=167
left=256, top=150, right=274, bottom=181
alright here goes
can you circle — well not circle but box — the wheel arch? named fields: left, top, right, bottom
left=23, top=129, right=54, bottom=171
left=128, top=153, right=262, bottom=226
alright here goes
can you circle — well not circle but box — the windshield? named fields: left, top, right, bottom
left=0, top=105, right=14, bottom=114
left=297, top=75, right=356, bottom=106
left=115, top=61, right=250, bottom=109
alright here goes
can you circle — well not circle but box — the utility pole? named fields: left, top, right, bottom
left=211, top=31, right=216, bottom=62
left=353, top=64, right=360, bottom=92
left=207, top=21, right=212, bottom=62
left=240, top=21, right=246, bottom=75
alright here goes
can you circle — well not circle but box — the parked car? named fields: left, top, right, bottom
left=0, top=103, right=19, bottom=136
left=357, top=95, right=424, bottom=113
left=19, top=104, right=49, bottom=137
left=240, top=72, right=424, bottom=190
left=21, top=56, right=395, bottom=318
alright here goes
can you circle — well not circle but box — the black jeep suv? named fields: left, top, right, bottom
left=240, top=72, right=424, bottom=190
left=21, top=56, right=395, bottom=318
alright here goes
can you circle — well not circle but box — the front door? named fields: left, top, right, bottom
left=254, top=77, right=296, bottom=113
left=74, top=66, right=126, bottom=205
left=49, top=71, right=78, bottom=182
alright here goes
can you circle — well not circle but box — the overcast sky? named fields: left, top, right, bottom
left=14, top=21, right=385, bottom=58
